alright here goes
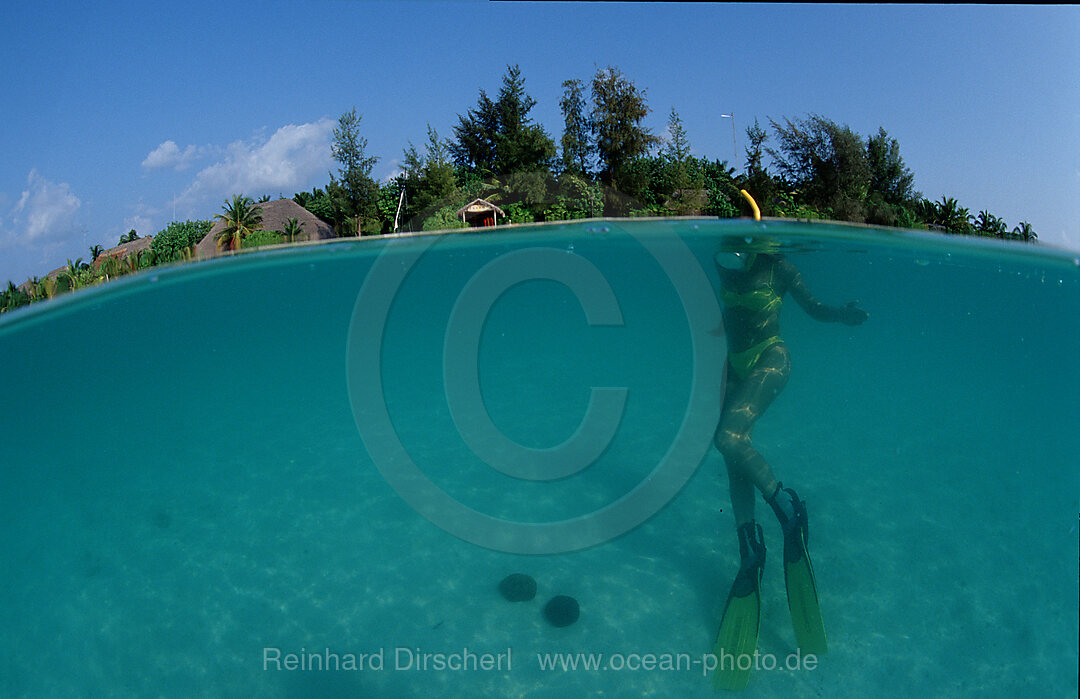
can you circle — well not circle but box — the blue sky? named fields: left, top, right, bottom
left=1, top=1, right=1077, bottom=284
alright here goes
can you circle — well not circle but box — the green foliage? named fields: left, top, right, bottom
left=767, top=114, right=870, bottom=221
left=866, top=127, right=916, bottom=206
left=151, top=219, right=212, bottom=261
left=241, top=229, right=284, bottom=248
left=214, top=195, right=263, bottom=250
left=559, top=78, right=592, bottom=176
left=403, top=125, right=461, bottom=223
left=294, top=187, right=335, bottom=223
left=451, top=64, right=555, bottom=177
left=550, top=173, right=602, bottom=219
left=619, top=156, right=666, bottom=213
left=13, top=65, right=1042, bottom=300
left=451, top=90, right=498, bottom=175
left=421, top=205, right=469, bottom=231
left=331, top=107, right=380, bottom=230
left=501, top=201, right=535, bottom=224
left=772, top=191, right=829, bottom=220
left=376, top=180, right=403, bottom=234
left=929, top=196, right=973, bottom=234
left=457, top=170, right=483, bottom=201
left=51, top=257, right=107, bottom=294
left=705, top=192, right=740, bottom=218
left=893, top=205, right=919, bottom=230
left=282, top=217, right=304, bottom=242
left=98, top=255, right=124, bottom=280
left=1012, top=221, right=1037, bottom=242
left=590, top=66, right=660, bottom=193
left=333, top=108, right=378, bottom=179
left=741, top=119, right=778, bottom=215
left=663, top=108, right=692, bottom=163
left=974, top=210, right=1008, bottom=238
left=137, top=249, right=156, bottom=269
left=699, top=158, right=740, bottom=218
left=659, top=109, right=706, bottom=215
left=0, top=281, right=30, bottom=313
left=483, top=170, right=552, bottom=208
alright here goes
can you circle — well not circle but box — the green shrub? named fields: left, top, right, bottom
left=542, top=200, right=569, bottom=222
left=241, top=230, right=284, bottom=248
left=501, top=201, right=535, bottom=224
left=704, top=186, right=740, bottom=218
left=422, top=206, right=469, bottom=231
left=151, top=220, right=212, bottom=261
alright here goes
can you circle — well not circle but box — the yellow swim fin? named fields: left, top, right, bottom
left=713, top=522, right=766, bottom=691
left=769, top=484, right=827, bottom=655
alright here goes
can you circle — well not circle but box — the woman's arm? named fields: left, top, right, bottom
left=782, top=260, right=868, bottom=325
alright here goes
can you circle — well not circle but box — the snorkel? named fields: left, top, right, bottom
left=714, top=190, right=779, bottom=271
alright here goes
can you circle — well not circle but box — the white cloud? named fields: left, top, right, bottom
left=8, top=169, right=82, bottom=244
left=142, top=140, right=204, bottom=171
left=0, top=171, right=85, bottom=282
left=177, top=119, right=335, bottom=207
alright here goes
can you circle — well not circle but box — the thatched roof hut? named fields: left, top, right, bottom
left=456, top=199, right=505, bottom=228
left=92, top=236, right=154, bottom=269
left=196, top=198, right=336, bottom=258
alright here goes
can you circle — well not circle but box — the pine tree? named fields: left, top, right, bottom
left=559, top=79, right=591, bottom=176
left=589, top=66, right=660, bottom=192
left=331, top=107, right=379, bottom=233
left=451, top=65, right=554, bottom=177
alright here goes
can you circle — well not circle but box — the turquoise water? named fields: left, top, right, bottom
left=1, top=219, right=1077, bottom=697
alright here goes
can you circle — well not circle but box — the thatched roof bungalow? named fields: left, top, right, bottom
left=92, top=236, right=154, bottom=269
left=196, top=198, right=336, bottom=258
left=456, top=199, right=505, bottom=228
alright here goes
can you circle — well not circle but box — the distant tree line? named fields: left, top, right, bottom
left=0, top=220, right=214, bottom=312
left=1, top=63, right=1038, bottom=314
left=289, top=63, right=1036, bottom=242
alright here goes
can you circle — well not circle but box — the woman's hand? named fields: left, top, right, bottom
left=839, top=301, right=869, bottom=326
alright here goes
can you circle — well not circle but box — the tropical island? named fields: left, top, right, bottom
left=0, top=64, right=1038, bottom=314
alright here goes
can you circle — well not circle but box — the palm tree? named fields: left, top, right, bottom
left=282, top=217, right=304, bottom=243
left=931, top=197, right=971, bottom=234
left=89, top=244, right=104, bottom=262
left=99, top=255, right=122, bottom=281
left=913, top=198, right=938, bottom=227
left=1013, top=221, right=1037, bottom=242
left=0, top=281, right=25, bottom=312
left=214, top=194, right=263, bottom=250
left=974, top=210, right=1007, bottom=238
left=24, top=277, right=43, bottom=301
left=56, top=258, right=84, bottom=292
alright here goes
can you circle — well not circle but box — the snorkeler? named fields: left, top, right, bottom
left=712, top=238, right=868, bottom=690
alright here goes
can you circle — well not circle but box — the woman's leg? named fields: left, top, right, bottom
left=714, top=343, right=791, bottom=524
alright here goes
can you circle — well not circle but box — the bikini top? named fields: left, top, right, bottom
left=721, top=268, right=782, bottom=313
